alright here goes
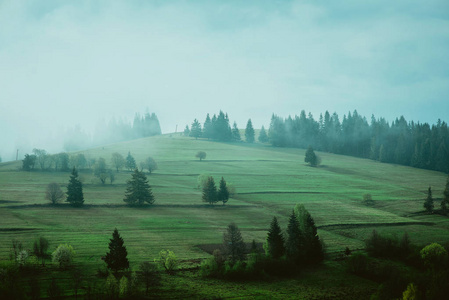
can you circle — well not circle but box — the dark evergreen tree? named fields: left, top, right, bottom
left=203, top=114, right=213, bottom=139
left=258, top=126, right=269, bottom=143
left=66, top=167, right=84, bottom=207
left=245, top=119, right=255, bottom=143
left=123, top=169, right=155, bottom=206
left=294, top=204, right=324, bottom=264
left=105, top=228, right=129, bottom=273
left=214, top=111, right=232, bottom=141
left=125, top=152, right=136, bottom=171
left=442, top=175, right=449, bottom=214
left=202, top=176, right=217, bottom=205
left=223, top=223, right=246, bottom=265
left=424, top=186, right=434, bottom=213
left=217, top=177, right=229, bottom=205
left=286, top=210, right=302, bottom=264
left=231, top=122, right=241, bottom=141
left=304, top=146, right=318, bottom=166
left=264, top=216, right=285, bottom=259
left=183, top=125, right=190, bottom=137
left=190, top=119, right=202, bottom=139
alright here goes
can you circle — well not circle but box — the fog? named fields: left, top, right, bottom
left=1, top=0, right=448, bottom=161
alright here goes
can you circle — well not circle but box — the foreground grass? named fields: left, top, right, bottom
left=0, top=134, right=448, bottom=297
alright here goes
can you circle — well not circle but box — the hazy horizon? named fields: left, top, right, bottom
left=1, top=0, right=448, bottom=161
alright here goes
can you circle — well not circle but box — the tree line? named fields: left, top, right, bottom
left=63, top=111, right=161, bottom=151
left=268, top=110, right=449, bottom=173
left=184, top=111, right=258, bottom=143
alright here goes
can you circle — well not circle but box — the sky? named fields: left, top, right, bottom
left=1, top=0, right=448, bottom=160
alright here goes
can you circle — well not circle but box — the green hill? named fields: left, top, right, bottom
left=0, top=134, right=448, bottom=298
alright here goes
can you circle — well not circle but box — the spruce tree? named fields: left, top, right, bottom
left=231, top=122, right=241, bottom=141
left=294, top=204, right=324, bottom=264
left=183, top=125, right=190, bottom=137
left=190, top=119, right=202, bottom=139
left=223, top=223, right=246, bottom=265
left=245, top=119, right=255, bottom=143
left=264, top=216, right=285, bottom=259
left=202, top=176, right=217, bottom=205
left=304, top=146, right=318, bottom=166
left=258, top=126, right=269, bottom=143
left=123, top=169, right=155, bottom=206
left=286, top=210, right=302, bottom=264
left=125, top=152, right=136, bottom=171
left=66, top=167, right=84, bottom=207
left=105, top=228, right=129, bottom=273
left=217, top=177, right=230, bottom=205
left=441, top=175, right=449, bottom=214
left=424, top=186, right=434, bottom=213
left=203, top=114, right=213, bottom=139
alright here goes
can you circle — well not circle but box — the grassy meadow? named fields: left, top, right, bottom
left=0, top=134, right=448, bottom=298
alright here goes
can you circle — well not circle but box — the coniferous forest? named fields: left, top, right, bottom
left=268, top=110, right=449, bottom=173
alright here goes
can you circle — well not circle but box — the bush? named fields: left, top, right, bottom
left=158, top=250, right=178, bottom=274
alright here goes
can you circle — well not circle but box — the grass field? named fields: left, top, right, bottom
left=1, top=134, right=448, bottom=298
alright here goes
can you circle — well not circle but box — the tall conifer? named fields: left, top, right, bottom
left=105, top=228, right=129, bottom=273
left=66, top=167, right=84, bottom=207
left=264, top=216, right=285, bottom=259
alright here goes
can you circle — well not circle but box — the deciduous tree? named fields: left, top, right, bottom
left=143, top=157, right=158, bottom=174
left=33, top=237, right=49, bottom=266
left=52, top=244, right=75, bottom=269
left=111, top=152, right=125, bottom=172
left=196, top=151, right=206, bottom=161
left=93, top=157, right=108, bottom=184
left=158, top=250, right=178, bottom=274
left=22, top=154, right=36, bottom=171
left=138, top=262, right=160, bottom=296
left=45, top=182, right=65, bottom=205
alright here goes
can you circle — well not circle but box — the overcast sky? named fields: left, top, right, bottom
left=1, top=0, right=448, bottom=160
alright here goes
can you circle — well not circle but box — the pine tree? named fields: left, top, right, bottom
left=217, top=177, right=230, bottom=205
left=203, top=114, right=213, bottom=139
left=123, top=169, right=155, bottom=206
left=202, top=176, right=217, bottom=205
left=105, top=228, right=129, bottom=273
left=258, top=126, right=269, bottom=143
left=286, top=210, right=302, bottom=264
left=125, top=152, right=136, bottom=171
left=264, top=216, right=285, bottom=259
left=66, top=167, right=84, bottom=207
left=183, top=125, right=190, bottom=137
left=441, top=175, right=449, bottom=214
left=294, top=204, right=323, bottom=264
left=223, top=223, right=246, bottom=265
left=424, top=186, right=434, bottom=213
left=190, top=119, right=202, bottom=139
left=231, top=122, right=241, bottom=141
left=304, top=146, right=318, bottom=166
left=245, top=119, right=255, bottom=143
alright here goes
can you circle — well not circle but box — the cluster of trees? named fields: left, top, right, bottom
left=346, top=230, right=449, bottom=299
left=25, top=150, right=157, bottom=186
left=184, top=111, right=258, bottom=143
left=1, top=229, right=177, bottom=299
left=64, top=112, right=161, bottom=151
left=47, top=166, right=155, bottom=207
left=201, top=204, right=324, bottom=279
left=268, top=111, right=449, bottom=173
left=201, top=176, right=230, bottom=205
